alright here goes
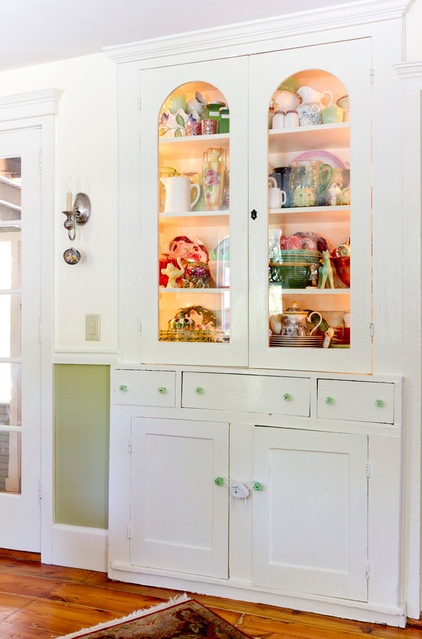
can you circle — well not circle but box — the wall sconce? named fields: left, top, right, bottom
left=63, top=192, right=91, bottom=241
left=62, top=191, right=91, bottom=264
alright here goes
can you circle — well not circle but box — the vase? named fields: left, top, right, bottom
left=202, top=148, right=227, bottom=211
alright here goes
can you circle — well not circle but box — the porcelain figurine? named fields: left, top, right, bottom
left=318, top=250, right=335, bottom=288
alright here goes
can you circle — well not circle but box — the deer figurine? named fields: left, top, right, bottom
left=318, top=250, right=334, bottom=289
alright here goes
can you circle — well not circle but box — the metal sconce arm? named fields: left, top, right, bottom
left=62, top=193, right=91, bottom=241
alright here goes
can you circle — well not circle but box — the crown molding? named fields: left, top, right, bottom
left=395, top=61, right=422, bottom=79
left=105, top=0, right=408, bottom=65
left=0, top=89, right=63, bottom=122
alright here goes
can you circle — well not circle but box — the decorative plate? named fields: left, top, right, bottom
left=292, top=150, right=346, bottom=169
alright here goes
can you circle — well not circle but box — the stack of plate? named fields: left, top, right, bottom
left=269, top=335, right=324, bottom=348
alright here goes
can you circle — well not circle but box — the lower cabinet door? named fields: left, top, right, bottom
left=252, top=427, right=368, bottom=601
left=130, top=417, right=229, bottom=579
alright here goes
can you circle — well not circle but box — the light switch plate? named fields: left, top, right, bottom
left=85, top=314, right=101, bottom=341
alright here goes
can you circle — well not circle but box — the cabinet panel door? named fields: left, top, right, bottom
left=130, top=417, right=229, bottom=578
left=253, top=427, right=368, bottom=600
left=249, top=38, right=372, bottom=373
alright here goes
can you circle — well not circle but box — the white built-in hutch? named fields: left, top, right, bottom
left=106, top=0, right=420, bottom=627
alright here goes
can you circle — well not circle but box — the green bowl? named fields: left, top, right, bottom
left=269, top=264, right=311, bottom=288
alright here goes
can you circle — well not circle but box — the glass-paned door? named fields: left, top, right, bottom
left=249, top=38, right=372, bottom=373
left=0, top=128, right=42, bottom=551
left=140, top=57, right=249, bottom=367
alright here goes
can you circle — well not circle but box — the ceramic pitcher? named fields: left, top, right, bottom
left=161, top=176, right=200, bottom=213
left=297, top=86, right=333, bottom=126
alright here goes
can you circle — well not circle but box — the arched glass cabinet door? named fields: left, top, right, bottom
left=248, top=39, right=372, bottom=373
left=139, top=59, right=249, bottom=367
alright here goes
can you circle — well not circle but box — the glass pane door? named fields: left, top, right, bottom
left=158, top=82, right=230, bottom=345
left=249, top=39, right=372, bottom=373
left=267, top=69, right=350, bottom=351
left=140, top=58, right=249, bottom=367
left=0, top=126, right=42, bottom=552
left=0, top=157, right=22, bottom=494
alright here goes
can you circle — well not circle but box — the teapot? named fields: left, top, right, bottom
left=270, top=302, right=322, bottom=337
left=297, top=86, right=333, bottom=126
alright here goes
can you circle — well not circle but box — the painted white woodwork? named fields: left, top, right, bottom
left=182, top=372, right=310, bottom=416
left=109, top=366, right=403, bottom=626
left=248, top=38, right=371, bottom=373
left=130, top=417, right=229, bottom=578
left=394, top=60, right=422, bottom=619
left=107, top=0, right=410, bottom=628
left=252, top=427, right=368, bottom=600
left=316, top=379, right=395, bottom=423
left=0, top=88, right=58, bottom=554
left=114, top=369, right=177, bottom=407
left=139, top=57, right=249, bottom=367
left=0, top=128, right=41, bottom=551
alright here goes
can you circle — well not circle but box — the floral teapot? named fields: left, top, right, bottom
left=271, top=302, right=322, bottom=337
left=297, top=86, right=333, bottom=126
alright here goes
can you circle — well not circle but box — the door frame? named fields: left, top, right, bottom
left=0, top=89, right=61, bottom=562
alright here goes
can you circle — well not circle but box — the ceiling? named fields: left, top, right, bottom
left=1, top=0, right=366, bottom=73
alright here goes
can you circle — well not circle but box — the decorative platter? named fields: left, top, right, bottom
left=292, top=150, right=346, bottom=169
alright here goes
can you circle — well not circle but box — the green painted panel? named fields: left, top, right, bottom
left=55, top=364, right=110, bottom=528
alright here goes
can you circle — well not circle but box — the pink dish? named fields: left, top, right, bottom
left=292, top=150, right=346, bottom=169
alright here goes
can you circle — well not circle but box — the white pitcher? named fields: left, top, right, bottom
left=161, top=176, right=200, bottom=213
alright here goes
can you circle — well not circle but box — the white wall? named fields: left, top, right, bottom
left=406, top=0, right=422, bottom=60
left=0, top=54, right=119, bottom=358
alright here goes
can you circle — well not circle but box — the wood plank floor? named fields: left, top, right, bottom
left=0, top=549, right=421, bottom=638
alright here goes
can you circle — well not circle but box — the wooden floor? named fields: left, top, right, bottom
left=0, top=549, right=421, bottom=638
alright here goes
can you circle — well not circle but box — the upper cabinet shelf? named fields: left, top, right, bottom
left=268, top=123, right=350, bottom=154
left=159, top=134, right=230, bottom=163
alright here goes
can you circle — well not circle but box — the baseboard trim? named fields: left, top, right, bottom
left=51, top=525, right=108, bottom=572
left=109, top=561, right=407, bottom=628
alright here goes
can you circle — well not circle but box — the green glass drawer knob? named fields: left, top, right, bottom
left=214, top=477, right=225, bottom=486
left=253, top=481, right=264, bottom=492
left=158, top=387, right=167, bottom=394
left=375, top=399, right=384, bottom=408
left=195, top=387, right=205, bottom=395
left=283, top=393, right=291, bottom=401
left=119, top=384, right=128, bottom=392
left=325, top=396, right=334, bottom=405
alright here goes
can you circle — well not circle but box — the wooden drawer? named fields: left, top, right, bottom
left=182, top=372, right=310, bottom=416
left=317, top=379, right=395, bottom=424
left=113, top=370, right=176, bottom=407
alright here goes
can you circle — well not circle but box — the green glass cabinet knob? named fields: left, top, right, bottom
left=325, top=396, right=334, bottom=405
left=158, top=387, right=167, bottom=394
left=195, top=387, right=204, bottom=395
left=375, top=399, right=384, bottom=408
left=253, top=481, right=263, bottom=492
left=283, top=393, right=291, bottom=401
left=119, top=384, right=128, bottom=392
left=214, top=477, right=225, bottom=486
